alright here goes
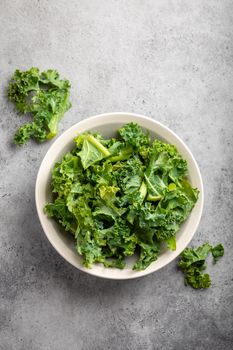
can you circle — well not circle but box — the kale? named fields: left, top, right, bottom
left=211, top=243, right=224, bottom=263
left=8, top=67, right=71, bottom=145
left=178, top=243, right=224, bottom=289
left=44, top=123, right=199, bottom=270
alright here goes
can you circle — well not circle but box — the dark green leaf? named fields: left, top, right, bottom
left=178, top=242, right=224, bottom=289
left=8, top=67, right=71, bottom=145
left=211, top=244, right=224, bottom=263
left=119, top=122, right=150, bottom=149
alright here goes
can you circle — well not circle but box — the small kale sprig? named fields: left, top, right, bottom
left=178, top=243, right=224, bottom=289
left=8, top=67, right=71, bottom=145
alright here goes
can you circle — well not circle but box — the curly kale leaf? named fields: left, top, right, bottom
left=179, top=243, right=212, bottom=270
left=129, top=178, right=198, bottom=246
left=118, top=122, right=150, bottom=149
left=184, top=269, right=211, bottom=289
left=133, top=241, right=160, bottom=271
left=51, top=153, right=83, bottom=198
left=44, top=198, right=76, bottom=233
left=108, top=143, right=133, bottom=162
left=75, top=133, right=110, bottom=169
left=178, top=243, right=224, bottom=289
left=145, top=140, right=188, bottom=201
left=211, top=243, right=224, bottom=263
left=8, top=67, right=71, bottom=145
left=98, top=185, right=126, bottom=216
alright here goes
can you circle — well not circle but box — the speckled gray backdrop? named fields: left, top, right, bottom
left=0, top=0, right=233, bottom=349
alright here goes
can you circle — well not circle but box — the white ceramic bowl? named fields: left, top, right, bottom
left=35, top=112, right=204, bottom=280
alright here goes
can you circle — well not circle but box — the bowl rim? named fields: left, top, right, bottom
left=35, top=112, right=204, bottom=280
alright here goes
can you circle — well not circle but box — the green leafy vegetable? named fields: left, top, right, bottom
left=8, top=67, right=71, bottom=145
left=75, top=134, right=110, bottom=169
left=44, top=122, right=199, bottom=270
left=179, top=243, right=224, bottom=289
left=119, top=123, right=150, bottom=149
left=211, top=243, right=224, bottom=263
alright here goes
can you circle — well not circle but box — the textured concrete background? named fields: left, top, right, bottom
left=0, top=1, right=233, bottom=349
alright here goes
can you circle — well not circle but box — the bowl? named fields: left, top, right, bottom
left=35, top=112, right=204, bottom=279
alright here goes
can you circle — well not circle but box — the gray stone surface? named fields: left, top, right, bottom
left=0, top=0, right=233, bottom=349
